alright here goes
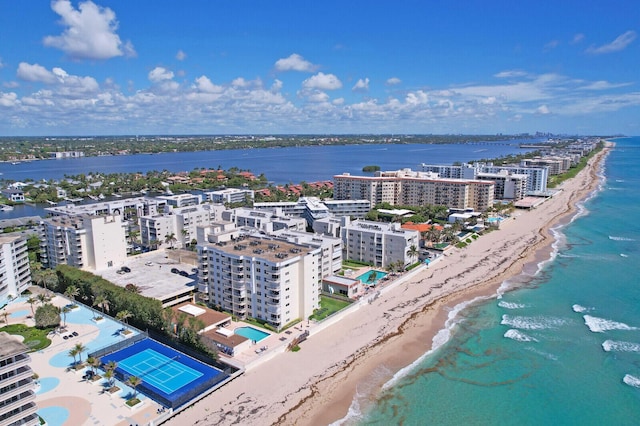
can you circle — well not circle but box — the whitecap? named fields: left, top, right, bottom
left=504, top=329, right=538, bottom=342
left=620, top=253, right=628, bottom=258
left=583, top=315, right=639, bottom=333
left=498, top=301, right=526, bottom=310
left=623, top=374, right=640, bottom=388
left=602, top=340, right=640, bottom=353
left=525, top=347, right=558, bottom=361
left=501, top=315, right=568, bottom=330
left=609, top=236, right=636, bottom=242
left=572, top=304, right=588, bottom=313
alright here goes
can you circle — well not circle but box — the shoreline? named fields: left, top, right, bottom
left=164, top=144, right=611, bottom=426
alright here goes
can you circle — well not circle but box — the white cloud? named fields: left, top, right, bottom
left=352, top=78, right=370, bottom=92
left=386, top=77, right=401, bottom=85
left=570, top=33, right=585, bottom=44
left=176, top=50, right=187, bottom=61
left=17, top=63, right=57, bottom=84
left=194, top=76, right=223, bottom=93
left=148, top=67, right=174, bottom=83
left=494, top=70, right=528, bottom=79
left=43, top=0, right=135, bottom=60
left=579, top=80, right=632, bottom=90
left=274, top=53, right=318, bottom=72
left=0, top=92, right=18, bottom=107
left=302, top=72, right=342, bottom=90
left=0, top=58, right=4, bottom=69
left=586, top=30, right=637, bottom=54
left=536, top=105, right=551, bottom=115
left=3, top=81, right=19, bottom=89
left=307, top=91, right=330, bottom=103
left=332, top=98, right=344, bottom=105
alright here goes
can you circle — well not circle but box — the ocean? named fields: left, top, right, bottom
left=352, top=137, right=640, bottom=425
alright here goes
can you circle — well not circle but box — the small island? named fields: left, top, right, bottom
left=362, top=165, right=380, bottom=172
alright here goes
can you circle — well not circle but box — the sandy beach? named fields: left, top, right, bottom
left=165, top=143, right=611, bottom=426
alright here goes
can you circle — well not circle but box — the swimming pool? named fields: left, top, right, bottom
left=356, top=270, right=388, bottom=286
left=235, top=326, right=270, bottom=342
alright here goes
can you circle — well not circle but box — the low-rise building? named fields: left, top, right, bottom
left=1, top=189, right=25, bottom=203
left=204, top=188, right=254, bottom=204
left=222, top=208, right=306, bottom=233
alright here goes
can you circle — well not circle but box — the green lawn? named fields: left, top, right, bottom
left=0, top=324, right=53, bottom=351
left=310, top=296, right=351, bottom=321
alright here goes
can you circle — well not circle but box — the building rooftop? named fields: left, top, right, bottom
left=0, top=332, right=28, bottom=358
left=208, top=236, right=312, bottom=263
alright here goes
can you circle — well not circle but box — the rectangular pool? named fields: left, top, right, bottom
left=356, top=270, right=388, bottom=286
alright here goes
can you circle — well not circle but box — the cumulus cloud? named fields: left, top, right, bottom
left=43, top=0, right=135, bottom=60
left=148, top=67, right=174, bottom=83
left=386, top=77, right=401, bottom=85
left=0, top=92, right=18, bottom=107
left=302, top=72, right=342, bottom=90
left=17, top=63, right=57, bottom=84
left=352, top=78, right=370, bottom=92
left=586, top=30, right=637, bottom=54
left=536, top=105, right=551, bottom=114
left=176, top=50, right=187, bottom=61
left=274, top=53, right=318, bottom=72
left=194, top=76, right=223, bottom=93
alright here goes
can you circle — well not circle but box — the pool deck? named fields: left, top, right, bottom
left=2, top=289, right=164, bottom=426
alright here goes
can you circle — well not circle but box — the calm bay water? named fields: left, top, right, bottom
left=0, top=139, right=535, bottom=220
left=352, top=137, right=640, bottom=425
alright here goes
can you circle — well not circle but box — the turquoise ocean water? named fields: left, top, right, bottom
left=350, top=137, right=640, bottom=425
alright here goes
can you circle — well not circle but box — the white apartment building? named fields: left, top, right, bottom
left=157, top=193, right=203, bottom=208
left=271, top=229, right=343, bottom=278
left=420, top=162, right=550, bottom=194
left=222, top=208, right=306, bottom=233
left=39, top=215, right=127, bottom=271
left=139, top=204, right=225, bottom=249
left=204, top=188, right=254, bottom=204
left=0, top=333, right=39, bottom=426
left=0, top=235, right=31, bottom=301
left=45, top=196, right=168, bottom=219
left=334, top=170, right=495, bottom=211
left=476, top=171, right=528, bottom=200
left=198, top=235, right=321, bottom=330
left=323, top=199, right=371, bottom=218
left=341, top=218, right=420, bottom=269
left=312, top=216, right=344, bottom=239
left=521, top=158, right=567, bottom=175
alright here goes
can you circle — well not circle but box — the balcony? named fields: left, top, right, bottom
left=264, top=280, right=280, bottom=291
left=266, top=303, right=281, bottom=315
left=231, top=281, right=246, bottom=291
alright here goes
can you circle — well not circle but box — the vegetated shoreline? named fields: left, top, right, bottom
left=163, top=144, right=611, bottom=426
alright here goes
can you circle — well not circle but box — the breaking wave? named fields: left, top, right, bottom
left=623, top=374, right=640, bottom=388
left=504, top=329, right=538, bottom=342
left=609, top=236, right=636, bottom=241
left=501, top=315, right=568, bottom=330
left=602, top=340, right=640, bottom=353
left=498, top=301, right=527, bottom=310
left=583, top=315, right=639, bottom=333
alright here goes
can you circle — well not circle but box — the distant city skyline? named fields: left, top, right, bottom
left=0, top=1, right=638, bottom=136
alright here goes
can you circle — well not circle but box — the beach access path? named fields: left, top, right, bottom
left=165, top=144, right=611, bottom=426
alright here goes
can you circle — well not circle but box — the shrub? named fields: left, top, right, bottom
left=34, top=304, right=60, bottom=328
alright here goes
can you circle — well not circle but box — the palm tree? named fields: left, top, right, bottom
left=86, top=356, right=101, bottom=377
left=61, top=306, right=71, bottom=327
left=27, top=297, right=37, bottom=315
left=73, top=342, right=87, bottom=364
left=407, top=244, right=419, bottom=260
left=64, top=285, right=79, bottom=304
left=68, top=346, right=79, bottom=366
left=127, top=376, right=142, bottom=399
left=104, top=360, right=117, bottom=373
left=164, top=233, right=177, bottom=249
left=92, top=294, right=109, bottom=318
left=116, top=310, right=132, bottom=332
left=36, top=293, right=50, bottom=306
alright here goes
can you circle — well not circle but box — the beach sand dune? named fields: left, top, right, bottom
left=165, top=144, right=610, bottom=426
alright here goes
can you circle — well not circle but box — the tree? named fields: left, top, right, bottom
left=36, top=293, right=50, bottom=306
left=61, top=306, right=71, bottom=327
left=104, top=369, right=116, bottom=389
left=93, top=294, right=109, bottom=316
left=116, top=310, right=132, bottom=332
left=68, top=346, right=79, bottom=366
left=73, top=342, right=87, bottom=364
left=408, top=244, right=419, bottom=260
left=86, top=356, right=101, bottom=377
left=27, top=296, right=37, bottom=315
left=164, top=233, right=177, bottom=249
left=64, top=285, right=79, bottom=303
left=127, top=376, right=142, bottom=399
left=34, top=303, right=60, bottom=328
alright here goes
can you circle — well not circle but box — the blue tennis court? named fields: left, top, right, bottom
left=100, top=338, right=228, bottom=408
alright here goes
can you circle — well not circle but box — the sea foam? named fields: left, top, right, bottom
left=504, top=329, right=538, bottom=342
left=602, top=340, right=640, bottom=353
left=583, top=315, right=639, bottom=333
left=623, top=374, right=640, bottom=388
left=501, top=315, right=567, bottom=330
left=498, top=301, right=526, bottom=310
left=609, top=236, right=636, bottom=242
left=572, top=304, right=589, bottom=313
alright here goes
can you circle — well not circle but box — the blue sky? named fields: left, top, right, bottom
left=0, top=1, right=638, bottom=136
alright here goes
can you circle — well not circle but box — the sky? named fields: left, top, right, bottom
left=0, top=1, right=639, bottom=136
